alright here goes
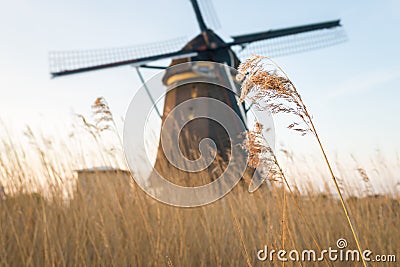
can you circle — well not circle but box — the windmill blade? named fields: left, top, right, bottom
left=233, top=25, right=347, bottom=60
left=198, top=0, right=221, bottom=30
left=228, top=20, right=341, bottom=46
left=50, top=50, right=198, bottom=78
left=49, top=36, right=191, bottom=77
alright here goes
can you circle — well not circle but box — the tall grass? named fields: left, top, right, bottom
left=0, top=120, right=398, bottom=266
left=0, top=64, right=399, bottom=266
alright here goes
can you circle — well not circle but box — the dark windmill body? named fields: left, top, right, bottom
left=49, top=0, right=346, bottom=187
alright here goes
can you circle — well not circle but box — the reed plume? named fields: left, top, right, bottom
left=242, top=122, right=281, bottom=185
left=237, top=55, right=367, bottom=267
left=91, top=97, right=114, bottom=132
left=76, top=96, right=122, bottom=146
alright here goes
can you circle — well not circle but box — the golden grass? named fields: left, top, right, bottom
left=0, top=60, right=399, bottom=266
left=0, top=127, right=398, bottom=266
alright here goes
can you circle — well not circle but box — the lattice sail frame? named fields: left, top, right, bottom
left=233, top=27, right=347, bottom=60
left=49, top=36, right=189, bottom=74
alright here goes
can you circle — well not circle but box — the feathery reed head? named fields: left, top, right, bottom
left=92, top=97, right=113, bottom=132
left=237, top=55, right=313, bottom=136
left=242, top=122, right=282, bottom=184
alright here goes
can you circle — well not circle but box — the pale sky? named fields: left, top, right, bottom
left=1, top=0, right=400, bottom=165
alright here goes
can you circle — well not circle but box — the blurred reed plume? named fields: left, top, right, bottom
left=76, top=96, right=122, bottom=146
left=91, top=96, right=114, bottom=132
left=241, top=122, right=282, bottom=191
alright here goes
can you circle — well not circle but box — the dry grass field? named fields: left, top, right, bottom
left=0, top=127, right=398, bottom=266
left=1, top=56, right=399, bottom=266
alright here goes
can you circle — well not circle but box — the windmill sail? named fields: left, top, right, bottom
left=229, top=20, right=341, bottom=45
left=49, top=37, right=191, bottom=77
left=230, top=21, right=347, bottom=59
left=198, top=0, right=221, bottom=30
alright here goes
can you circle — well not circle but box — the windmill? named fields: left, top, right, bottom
left=49, top=0, right=346, bottom=189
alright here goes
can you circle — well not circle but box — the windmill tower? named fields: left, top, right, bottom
left=49, top=0, right=346, bottom=188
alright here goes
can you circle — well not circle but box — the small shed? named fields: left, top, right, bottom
left=75, top=167, right=133, bottom=201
